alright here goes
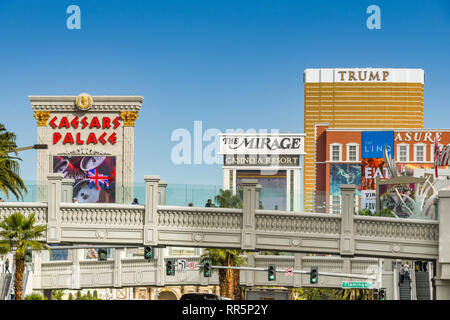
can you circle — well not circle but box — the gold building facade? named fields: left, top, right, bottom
left=303, top=68, right=424, bottom=211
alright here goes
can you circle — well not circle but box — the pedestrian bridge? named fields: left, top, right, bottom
left=1, top=173, right=450, bottom=299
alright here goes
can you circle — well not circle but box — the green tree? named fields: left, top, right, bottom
left=201, top=188, right=246, bottom=299
left=0, top=212, right=49, bottom=300
left=76, top=291, right=82, bottom=300
left=93, top=290, right=98, bottom=299
left=214, top=189, right=242, bottom=209
left=200, top=248, right=246, bottom=299
left=0, top=123, right=27, bottom=200
left=68, top=292, right=73, bottom=300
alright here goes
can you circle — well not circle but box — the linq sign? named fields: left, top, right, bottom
left=49, top=115, right=120, bottom=145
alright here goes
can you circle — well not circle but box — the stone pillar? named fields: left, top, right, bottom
left=144, top=175, right=160, bottom=246
left=113, top=248, right=124, bottom=288
left=71, top=249, right=81, bottom=289
left=47, top=173, right=63, bottom=243
left=246, top=254, right=255, bottom=287
left=158, top=180, right=168, bottom=205
left=435, top=190, right=450, bottom=299
left=156, top=247, right=165, bottom=287
left=241, top=179, right=258, bottom=251
left=294, top=253, right=303, bottom=288
left=120, top=111, right=139, bottom=205
left=340, top=184, right=356, bottom=257
left=61, top=179, right=75, bottom=203
left=255, top=184, right=261, bottom=209
left=32, top=250, right=42, bottom=291
left=34, top=111, right=50, bottom=203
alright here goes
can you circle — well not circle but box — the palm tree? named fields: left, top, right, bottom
left=200, top=188, right=246, bottom=299
left=214, top=189, right=242, bottom=208
left=199, top=248, right=246, bottom=299
left=0, top=123, right=27, bottom=200
left=0, top=212, right=49, bottom=300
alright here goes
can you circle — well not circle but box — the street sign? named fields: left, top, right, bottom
left=178, top=259, right=187, bottom=272
left=341, top=281, right=373, bottom=289
left=188, top=261, right=197, bottom=270
left=285, top=268, right=293, bottom=276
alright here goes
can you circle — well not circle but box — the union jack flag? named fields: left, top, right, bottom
left=88, top=169, right=110, bottom=191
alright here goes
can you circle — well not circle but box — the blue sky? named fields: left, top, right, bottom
left=0, top=0, right=449, bottom=186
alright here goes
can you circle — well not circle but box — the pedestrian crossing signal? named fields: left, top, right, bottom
left=166, top=259, right=175, bottom=276
left=204, top=260, right=212, bottom=277
left=310, top=267, right=318, bottom=284
left=268, top=265, right=276, bottom=281
left=144, top=246, right=154, bottom=260
left=98, top=248, right=108, bottom=261
left=379, top=288, right=386, bottom=300
left=373, top=289, right=378, bottom=300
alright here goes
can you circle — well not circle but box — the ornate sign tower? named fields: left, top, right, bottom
left=30, top=94, right=143, bottom=204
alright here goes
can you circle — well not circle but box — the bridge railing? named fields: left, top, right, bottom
left=0, top=175, right=443, bottom=261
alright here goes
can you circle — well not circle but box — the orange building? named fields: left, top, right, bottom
left=315, top=126, right=450, bottom=213
left=304, top=68, right=425, bottom=212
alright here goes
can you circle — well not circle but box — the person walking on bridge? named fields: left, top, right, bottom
left=403, top=262, right=410, bottom=280
left=5, top=258, right=10, bottom=273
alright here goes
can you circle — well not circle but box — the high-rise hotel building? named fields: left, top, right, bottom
left=303, top=68, right=425, bottom=212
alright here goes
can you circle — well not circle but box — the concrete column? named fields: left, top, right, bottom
left=113, top=248, right=124, bottom=288
left=246, top=254, right=255, bottom=287
left=158, top=180, right=168, bottom=205
left=31, top=250, right=42, bottom=291
left=156, top=247, right=165, bottom=287
left=435, top=190, right=450, bottom=299
left=36, top=120, right=49, bottom=203
left=122, top=125, right=136, bottom=205
left=144, top=175, right=160, bottom=246
left=71, top=249, right=81, bottom=289
left=47, top=173, right=63, bottom=243
left=340, top=184, right=356, bottom=257
left=255, top=184, right=261, bottom=209
left=61, top=179, right=75, bottom=203
left=241, top=179, right=258, bottom=251
left=294, top=253, right=303, bottom=287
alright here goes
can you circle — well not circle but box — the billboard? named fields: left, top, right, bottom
left=236, top=170, right=286, bottom=211
left=361, top=158, right=390, bottom=213
left=329, top=164, right=361, bottom=197
left=53, top=156, right=116, bottom=203
left=361, top=131, right=394, bottom=159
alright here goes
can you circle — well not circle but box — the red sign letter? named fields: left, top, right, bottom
left=49, top=116, right=58, bottom=129
left=90, top=116, right=101, bottom=129
left=63, top=133, right=75, bottom=144
left=59, top=116, right=70, bottom=129
left=108, top=132, right=117, bottom=144
left=71, top=116, right=79, bottom=129
left=53, top=132, right=62, bottom=144
left=86, top=132, right=98, bottom=144
left=102, top=117, right=111, bottom=129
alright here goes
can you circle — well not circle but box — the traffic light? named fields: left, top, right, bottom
left=25, top=249, right=32, bottom=263
left=166, top=259, right=175, bottom=276
left=310, top=267, right=318, bottom=284
left=203, top=260, right=212, bottom=277
left=144, top=246, right=154, bottom=260
left=373, top=289, right=378, bottom=300
left=268, top=264, right=276, bottom=281
left=379, top=288, right=386, bottom=300
left=98, top=248, right=108, bottom=261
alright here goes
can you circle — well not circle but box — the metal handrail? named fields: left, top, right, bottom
left=5, top=264, right=15, bottom=300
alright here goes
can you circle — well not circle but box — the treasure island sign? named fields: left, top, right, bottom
left=31, top=94, right=143, bottom=204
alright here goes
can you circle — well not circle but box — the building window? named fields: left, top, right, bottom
left=397, top=144, right=409, bottom=162
left=346, top=143, right=359, bottom=162
left=330, top=144, right=342, bottom=162
left=414, top=144, right=426, bottom=162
